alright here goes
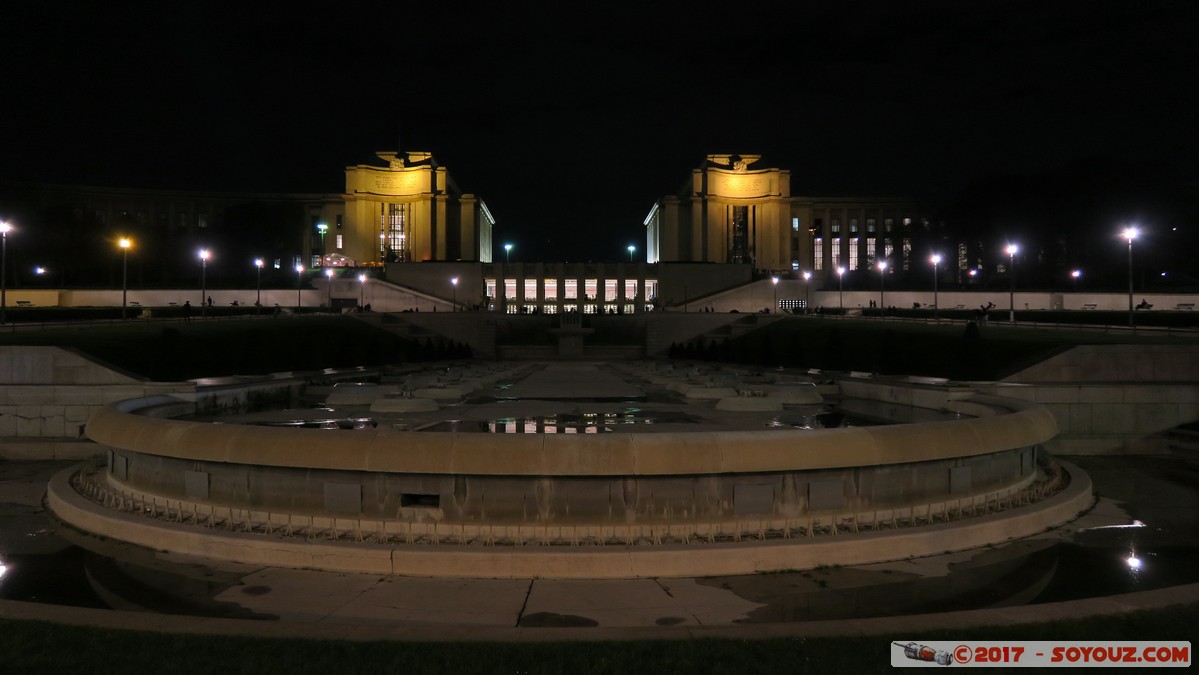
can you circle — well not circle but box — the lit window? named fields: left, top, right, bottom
left=644, top=279, right=658, bottom=301
left=544, top=304, right=558, bottom=314
left=335, top=234, right=343, bottom=249
left=544, top=279, right=558, bottom=300
left=623, top=304, right=635, bottom=314
left=813, top=238, right=823, bottom=271
left=565, top=279, right=578, bottom=300
left=792, top=217, right=800, bottom=232
left=831, top=219, right=841, bottom=234
left=524, top=279, right=537, bottom=301
left=273, top=259, right=281, bottom=269
left=563, top=303, right=578, bottom=314
left=792, top=260, right=799, bottom=271
left=903, top=217, right=911, bottom=226
left=583, top=304, right=597, bottom=314
left=849, top=218, right=858, bottom=234
left=504, top=278, right=517, bottom=300
left=584, top=279, right=598, bottom=301
left=831, top=239, right=841, bottom=265
left=604, top=280, right=617, bottom=302
left=866, top=218, right=876, bottom=233
left=849, top=238, right=859, bottom=270
left=624, top=280, right=637, bottom=301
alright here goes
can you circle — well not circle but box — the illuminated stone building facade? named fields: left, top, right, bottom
left=645, top=155, right=921, bottom=283
left=341, top=152, right=494, bottom=265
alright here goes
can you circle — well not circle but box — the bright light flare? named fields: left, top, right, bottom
left=930, top=254, right=942, bottom=266
left=119, top=237, right=132, bottom=250
left=802, top=271, right=812, bottom=281
left=1005, top=243, right=1018, bottom=257
left=1126, top=554, right=1142, bottom=570
left=1122, top=226, right=1139, bottom=242
left=198, top=249, right=210, bottom=262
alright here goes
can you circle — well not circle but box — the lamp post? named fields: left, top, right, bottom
left=504, top=243, right=513, bottom=263
left=929, top=253, right=942, bottom=321
left=836, top=266, right=845, bottom=313
left=802, top=271, right=812, bottom=314
left=295, top=264, right=304, bottom=311
left=771, top=276, right=779, bottom=313
left=627, top=245, right=636, bottom=262
left=1071, top=269, right=1082, bottom=289
left=877, top=260, right=888, bottom=312
left=358, top=273, right=366, bottom=308
left=451, top=276, right=459, bottom=311
left=254, top=258, right=264, bottom=313
left=324, top=268, right=334, bottom=308
left=119, top=238, right=132, bottom=319
left=198, top=249, right=210, bottom=317
left=1123, top=227, right=1138, bottom=328
left=0, top=221, right=11, bottom=325
left=1005, top=243, right=1018, bottom=324
left=316, top=223, right=328, bottom=264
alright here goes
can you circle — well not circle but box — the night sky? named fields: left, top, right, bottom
left=3, top=1, right=1197, bottom=261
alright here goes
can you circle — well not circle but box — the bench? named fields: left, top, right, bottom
left=1081, top=304, right=1098, bottom=310
left=1176, top=303, right=1195, bottom=311
left=15, top=300, right=33, bottom=307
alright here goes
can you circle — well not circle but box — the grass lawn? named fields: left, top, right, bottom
left=3, top=602, right=1196, bottom=674
left=688, top=318, right=1199, bottom=380
left=0, top=316, right=427, bottom=381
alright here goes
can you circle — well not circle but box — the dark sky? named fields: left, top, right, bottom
left=2, top=1, right=1197, bottom=260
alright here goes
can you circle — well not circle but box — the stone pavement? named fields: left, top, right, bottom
left=4, top=456, right=1199, bottom=642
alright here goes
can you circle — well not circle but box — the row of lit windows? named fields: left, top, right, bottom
left=484, top=278, right=658, bottom=302
left=811, top=238, right=905, bottom=271
left=501, top=304, right=650, bottom=314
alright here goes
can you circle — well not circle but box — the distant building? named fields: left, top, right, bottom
left=645, top=154, right=922, bottom=282
left=342, top=151, right=494, bottom=266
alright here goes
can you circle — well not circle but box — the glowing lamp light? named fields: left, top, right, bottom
left=802, top=271, right=812, bottom=281
left=324, top=268, right=334, bottom=279
left=1122, top=226, right=1139, bottom=242
left=358, top=274, right=366, bottom=284
left=1126, top=554, right=1142, bottom=570
left=254, top=258, right=264, bottom=269
left=1005, top=243, right=1018, bottom=257
left=878, top=260, right=888, bottom=272
left=930, top=254, right=942, bottom=266
left=836, top=266, right=846, bottom=276
left=771, top=276, right=779, bottom=285
left=119, top=237, right=132, bottom=250
left=295, top=264, right=304, bottom=273
left=35, top=266, right=46, bottom=275
left=198, top=248, right=210, bottom=262
left=1071, top=269, right=1082, bottom=279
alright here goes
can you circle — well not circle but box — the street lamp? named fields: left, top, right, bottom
left=254, top=258, right=264, bottom=312
left=1005, top=243, right=1018, bottom=324
left=358, top=273, right=367, bottom=308
left=324, top=268, right=334, bottom=308
left=802, top=271, right=812, bottom=314
left=1071, top=269, right=1082, bottom=293
left=627, top=245, right=636, bottom=262
left=119, top=238, right=132, bottom=319
left=836, top=266, right=846, bottom=313
left=451, top=276, right=459, bottom=311
left=316, top=223, right=328, bottom=263
left=295, top=263, right=304, bottom=311
left=0, top=221, right=11, bottom=325
left=198, top=249, right=210, bottom=317
left=1122, top=227, right=1138, bottom=327
left=877, top=260, right=888, bottom=312
left=930, top=253, right=942, bottom=321
left=504, top=243, right=513, bottom=263
left=771, top=276, right=779, bottom=313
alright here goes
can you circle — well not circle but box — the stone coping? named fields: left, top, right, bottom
left=84, top=392, right=1057, bottom=477
left=47, top=461, right=1092, bottom=579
